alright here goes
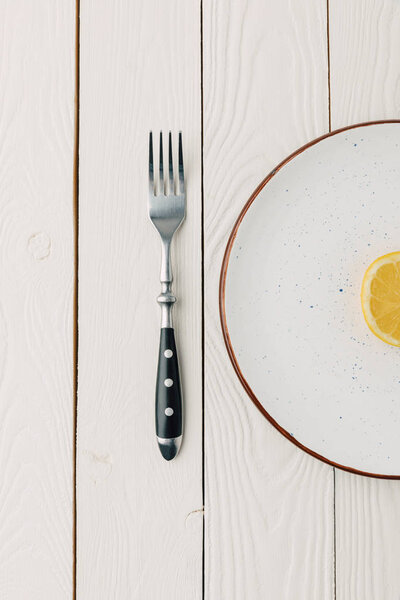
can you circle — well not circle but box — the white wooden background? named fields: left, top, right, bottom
left=1, top=0, right=400, bottom=598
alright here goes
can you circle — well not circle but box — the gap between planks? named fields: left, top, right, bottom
left=200, top=1, right=206, bottom=600
left=326, top=0, right=332, bottom=133
left=73, top=0, right=80, bottom=598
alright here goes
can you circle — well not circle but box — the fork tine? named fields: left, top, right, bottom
left=149, top=131, right=154, bottom=194
left=168, top=132, right=174, bottom=195
left=178, top=131, right=184, bottom=195
left=159, top=132, right=164, bottom=195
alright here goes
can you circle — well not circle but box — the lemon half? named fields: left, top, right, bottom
left=361, top=251, right=400, bottom=346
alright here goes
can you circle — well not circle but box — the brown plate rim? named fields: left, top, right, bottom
left=219, top=119, right=400, bottom=480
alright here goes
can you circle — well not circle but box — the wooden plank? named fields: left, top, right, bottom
left=0, top=1, right=75, bottom=598
left=335, top=472, right=400, bottom=599
left=330, top=1, right=400, bottom=597
left=329, top=0, right=400, bottom=130
left=203, top=2, right=334, bottom=598
left=77, top=1, right=202, bottom=598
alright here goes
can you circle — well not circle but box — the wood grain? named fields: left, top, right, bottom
left=203, top=1, right=334, bottom=598
left=335, top=472, right=400, bottom=599
left=77, top=1, right=202, bottom=598
left=0, top=1, right=75, bottom=598
left=329, top=0, right=400, bottom=130
left=330, top=1, right=400, bottom=597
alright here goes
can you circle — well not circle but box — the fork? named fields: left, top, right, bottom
left=148, top=131, right=185, bottom=460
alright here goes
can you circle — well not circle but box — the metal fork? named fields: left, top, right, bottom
left=148, top=131, right=185, bottom=460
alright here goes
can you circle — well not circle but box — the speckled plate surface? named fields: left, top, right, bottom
left=221, top=121, right=400, bottom=478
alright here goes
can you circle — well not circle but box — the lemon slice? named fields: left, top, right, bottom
left=361, top=252, right=400, bottom=346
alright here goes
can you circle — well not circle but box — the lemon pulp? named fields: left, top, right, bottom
left=361, top=251, right=400, bottom=346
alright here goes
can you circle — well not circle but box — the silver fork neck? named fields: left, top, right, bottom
left=157, top=282, right=176, bottom=327
left=160, top=238, right=172, bottom=283
left=158, top=238, right=175, bottom=328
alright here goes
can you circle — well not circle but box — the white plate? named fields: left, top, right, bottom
left=221, top=122, right=400, bottom=478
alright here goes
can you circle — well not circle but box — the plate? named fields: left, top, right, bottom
left=220, top=121, right=400, bottom=478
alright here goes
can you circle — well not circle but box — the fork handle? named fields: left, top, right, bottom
left=156, top=327, right=182, bottom=460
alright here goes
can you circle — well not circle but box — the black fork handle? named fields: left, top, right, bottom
left=156, top=327, right=182, bottom=460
